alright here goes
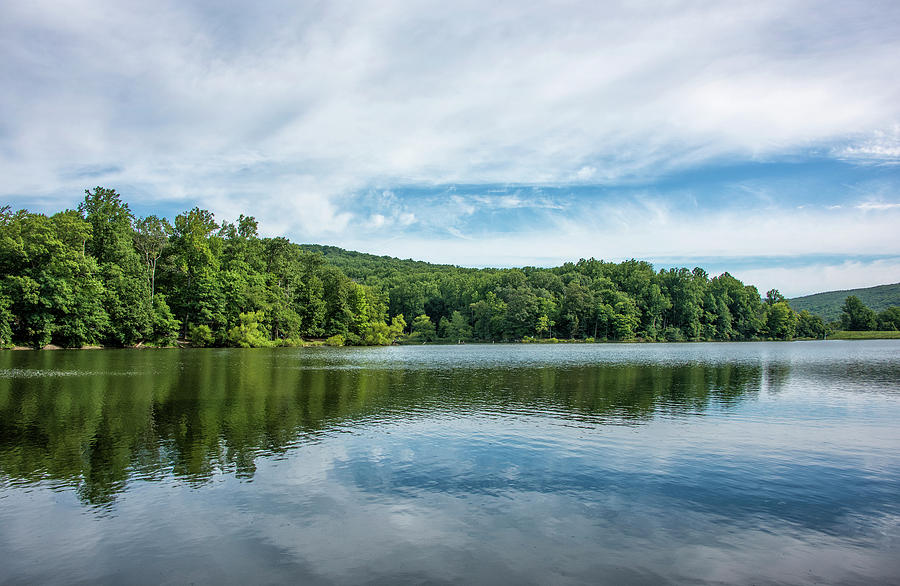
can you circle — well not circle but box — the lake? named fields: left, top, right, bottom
left=1, top=341, right=899, bottom=585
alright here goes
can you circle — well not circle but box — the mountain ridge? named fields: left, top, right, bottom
left=789, top=283, right=900, bottom=321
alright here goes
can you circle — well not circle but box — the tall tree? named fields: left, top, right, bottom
left=133, top=215, right=171, bottom=299
left=80, top=188, right=155, bottom=345
left=168, top=207, right=224, bottom=338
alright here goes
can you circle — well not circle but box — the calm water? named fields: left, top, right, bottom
left=1, top=341, right=899, bottom=585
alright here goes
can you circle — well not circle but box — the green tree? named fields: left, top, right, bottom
left=470, top=292, right=506, bottom=340
left=876, top=306, right=900, bottom=331
left=188, top=323, right=214, bottom=347
left=559, top=281, right=593, bottom=338
left=444, top=310, right=472, bottom=341
left=536, top=315, right=551, bottom=338
left=133, top=215, right=171, bottom=299
left=168, top=207, right=224, bottom=339
left=502, top=287, right=541, bottom=339
left=227, top=311, right=271, bottom=347
left=80, top=188, right=154, bottom=345
left=0, top=209, right=108, bottom=347
left=764, top=289, right=786, bottom=306
left=707, top=273, right=763, bottom=340
left=299, top=273, right=326, bottom=337
left=149, top=294, right=180, bottom=346
left=659, top=268, right=703, bottom=340
left=766, top=301, right=797, bottom=340
left=410, top=314, right=437, bottom=342
left=796, top=310, right=826, bottom=339
left=362, top=314, right=406, bottom=345
left=79, top=187, right=136, bottom=266
left=840, top=296, right=877, bottom=331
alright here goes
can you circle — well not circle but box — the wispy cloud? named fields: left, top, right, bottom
left=334, top=193, right=900, bottom=267
left=1, top=0, right=899, bottom=291
left=856, top=202, right=900, bottom=211
left=834, top=125, right=900, bottom=165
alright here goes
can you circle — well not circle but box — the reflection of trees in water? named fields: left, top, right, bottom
left=762, top=362, right=792, bottom=395
left=1, top=350, right=765, bottom=506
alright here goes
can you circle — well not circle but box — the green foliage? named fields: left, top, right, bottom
left=361, top=322, right=394, bottom=346
left=536, top=315, right=551, bottom=338
left=101, top=262, right=153, bottom=346
left=0, top=292, right=13, bottom=347
left=876, top=306, right=900, bottom=331
left=188, top=324, right=214, bottom=348
left=325, top=334, right=345, bottom=346
left=764, top=289, right=786, bottom=306
left=0, top=208, right=111, bottom=347
left=79, top=187, right=135, bottom=266
left=840, top=296, right=877, bottom=331
left=227, top=312, right=272, bottom=348
left=149, top=294, right=180, bottom=346
left=795, top=310, right=826, bottom=339
left=443, top=310, right=472, bottom=341
left=766, top=301, right=797, bottom=340
left=663, top=326, right=685, bottom=342
left=133, top=214, right=171, bottom=298
left=410, top=313, right=437, bottom=342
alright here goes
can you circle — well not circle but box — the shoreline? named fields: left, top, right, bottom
left=5, top=333, right=899, bottom=350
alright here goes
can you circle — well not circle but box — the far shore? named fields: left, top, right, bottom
left=4, top=331, right=900, bottom=351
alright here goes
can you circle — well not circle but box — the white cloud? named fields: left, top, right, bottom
left=834, top=125, right=900, bottom=164
left=468, top=193, right=564, bottom=211
left=1, top=0, right=898, bottom=281
left=731, top=260, right=900, bottom=298
left=575, top=166, right=596, bottom=180
left=856, top=202, right=900, bottom=211
left=332, top=200, right=900, bottom=294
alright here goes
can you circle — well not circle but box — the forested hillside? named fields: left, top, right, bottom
left=1, top=187, right=830, bottom=349
left=298, top=244, right=469, bottom=282
left=790, top=283, right=900, bottom=321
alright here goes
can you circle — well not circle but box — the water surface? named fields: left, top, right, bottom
left=1, top=341, right=899, bottom=584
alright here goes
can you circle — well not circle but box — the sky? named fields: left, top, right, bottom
left=1, top=0, right=899, bottom=297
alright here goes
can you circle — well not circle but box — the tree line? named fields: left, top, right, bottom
left=1, top=186, right=875, bottom=349
left=1, top=188, right=403, bottom=348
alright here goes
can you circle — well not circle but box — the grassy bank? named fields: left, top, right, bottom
left=827, top=330, right=900, bottom=340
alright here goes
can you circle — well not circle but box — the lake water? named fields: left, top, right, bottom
left=1, top=341, right=899, bottom=585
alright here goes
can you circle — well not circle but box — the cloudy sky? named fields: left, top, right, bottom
left=2, top=0, right=899, bottom=296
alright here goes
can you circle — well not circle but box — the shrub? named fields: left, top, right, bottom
left=663, top=326, right=685, bottom=342
left=188, top=324, right=214, bottom=347
left=227, top=312, right=273, bottom=347
left=325, top=334, right=345, bottom=347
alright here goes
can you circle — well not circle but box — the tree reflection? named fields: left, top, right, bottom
left=1, top=349, right=765, bottom=505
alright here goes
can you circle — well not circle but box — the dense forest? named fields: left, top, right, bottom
left=2, top=186, right=893, bottom=349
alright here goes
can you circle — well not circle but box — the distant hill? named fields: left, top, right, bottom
left=297, top=244, right=483, bottom=282
left=789, top=283, right=900, bottom=321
